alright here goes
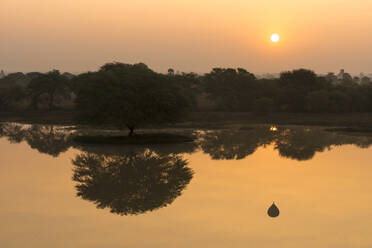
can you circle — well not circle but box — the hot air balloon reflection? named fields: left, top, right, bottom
left=267, top=202, right=280, bottom=218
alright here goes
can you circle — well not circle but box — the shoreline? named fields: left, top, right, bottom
left=0, top=110, right=371, bottom=128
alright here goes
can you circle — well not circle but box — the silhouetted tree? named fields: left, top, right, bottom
left=0, top=72, right=31, bottom=88
left=203, top=68, right=257, bottom=111
left=278, top=69, right=325, bottom=112
left=361, top=76, right=371, bottom=85
left=328, top=90, right=351, bottom=112
left=75, top=63, right=193, bottom=136
left=0, top=85, right=26, bottom=110
left=27, top=70, right=70, bottom=110
left=326, top=72, right=337, bottom=83
left=253, top=97, right=274, bottom=115
left=3, top=62, right=372, bottom=114
left=305, top=90, right=330, bottom=112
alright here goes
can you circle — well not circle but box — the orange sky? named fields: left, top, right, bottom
left=1, top=0, right=372, bottom=74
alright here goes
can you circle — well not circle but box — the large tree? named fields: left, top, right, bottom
left=74, top=63, right=193, bottom=136
left=203, top=68, right=257, bottom=111
left=278, top=69, right=327, bottom=112
left=27, top=70, right=70, bottom=110
left=0, top=85, right=26, bottom=110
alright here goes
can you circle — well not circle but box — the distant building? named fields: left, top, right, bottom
left=337, top=69, right=345, bottom=80
left=0, top=70, right=5, bottom=79
left=336, top=69, right=352, bottom=82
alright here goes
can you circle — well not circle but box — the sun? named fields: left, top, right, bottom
left=270, top=33, right=280, bottom=43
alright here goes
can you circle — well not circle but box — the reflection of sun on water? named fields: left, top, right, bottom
left=270, top=125, right=278, bottom=132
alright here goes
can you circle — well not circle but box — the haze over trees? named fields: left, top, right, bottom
left=0, top=70, right=72, bottom=111
left=27, top=70, right=71, bottom=110
left=74, top=63, right=194, bottom=135
left=1, top=63, right=372, bottom=119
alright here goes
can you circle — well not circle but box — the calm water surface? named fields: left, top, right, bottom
left=1, top=123, right=372, bottom=247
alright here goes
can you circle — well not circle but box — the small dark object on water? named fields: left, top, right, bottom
left=268, top=202, right=280, bottom=218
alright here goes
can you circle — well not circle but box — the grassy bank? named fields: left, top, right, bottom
left=1, top=110, right=372, bottom=128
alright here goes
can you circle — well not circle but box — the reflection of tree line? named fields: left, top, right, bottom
left=0, top=123, right=73, bottom=157
left=3, top=123, right=372, bottom=161
left=200, top=127, right=372, bottom=161
left=0, top=123, right=195, bottom=215
left=198, top=128, right=273, bottom=160
left=2, top=123, right=372, bottom=215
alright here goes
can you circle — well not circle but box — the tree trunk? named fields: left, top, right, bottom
left=126, top=125, right=135, bottom=137
left=31, top=100, right=38, bottom=110
left=30, top=95, right=39, bottom=110
left=48, top=94, right=54, bottom=111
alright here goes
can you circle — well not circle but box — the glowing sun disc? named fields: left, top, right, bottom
left=270, top=33, right=280, bottom=43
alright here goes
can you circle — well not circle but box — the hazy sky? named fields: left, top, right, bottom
left=2, top=0, right=372, bottom=74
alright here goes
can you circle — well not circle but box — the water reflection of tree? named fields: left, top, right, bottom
left=274, top=128, right=372, bottom=161
left=274, top=128, right=331, bottom=161
left=0, top=123, right=197, bottom=158
left=25, top=125, right=73, bottom=156
left=198, top=128, right=274, bottom=160
left=199, top=126, right=372, bottom=161
left=72, top=148, right=193, bottom=215
left=1, top=122, right=372, bottom=163
left=0, top=123, right=27, bottom=143
left=74, top=141, right=198, bottom=157
left=0, top=123, right=74, bottom=157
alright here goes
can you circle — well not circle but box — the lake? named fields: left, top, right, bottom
left=1, top=123, right=372, bottom=248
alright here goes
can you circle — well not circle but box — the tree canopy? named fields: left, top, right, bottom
left=0, top=63, right=372, bottom=114
left=74, top=63, right=194, bottom=135
left=27, top=70, right=70, bottom=110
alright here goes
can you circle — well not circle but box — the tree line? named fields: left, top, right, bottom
left=1, top=63, right=372, bottom=129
